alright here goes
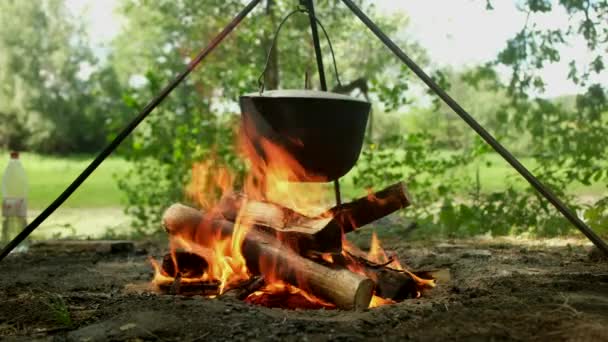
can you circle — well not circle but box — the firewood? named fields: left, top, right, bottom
left=367, top=268, right=419, bottom=300
left=335, top=251, right=434, bottom=301
left=223, top=181, right=412, bottom=238
left=167, top=200, right=342, bottom=254
left=218, top=193, right=342, bottom=253
left=215, top=181, right=411, bottom=252
left=352, top=266, right=435, bottom=301
left=162, top=204, right=374, bottom=310
left=162, top=204, right=204, bottom=237
left=329, top=181, right=411, bottom=234
left=161, top=251, right=208, bottom=278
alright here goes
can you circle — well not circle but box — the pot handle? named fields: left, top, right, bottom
left=257, top=7, right=342, bottom=94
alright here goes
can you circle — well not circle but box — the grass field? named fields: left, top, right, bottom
left=451, top=153, right=605, bottom=196
left=342, top=152, right=605, bottom=200
left=1, top=151, right=604, bottom=239
left=1, top=151, right=604, bottom=211
left=0, top=152, right=129, bottom=209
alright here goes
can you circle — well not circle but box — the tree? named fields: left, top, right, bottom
left=110, top=0, right=425, bottom=231
left=0, top=0, right=120, bottom=153
left=353, top=0, right=608, bottom=238
left=486, top=0, right=608, bottom=235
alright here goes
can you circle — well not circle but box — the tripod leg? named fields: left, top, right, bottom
left=0, top=0, right=262, bottom=262
left=341, top=0, right=608, bottom=256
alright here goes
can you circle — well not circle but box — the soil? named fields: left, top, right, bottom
left=1, top=236, right=607, bottom=341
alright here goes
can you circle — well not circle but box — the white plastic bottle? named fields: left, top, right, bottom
left=1, top=151, right=29, bottom=252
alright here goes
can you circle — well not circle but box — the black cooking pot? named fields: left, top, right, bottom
left=239, top=89, right=371, bottom=182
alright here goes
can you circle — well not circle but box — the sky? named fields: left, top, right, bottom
left=65, top=0, right=601, bottom=98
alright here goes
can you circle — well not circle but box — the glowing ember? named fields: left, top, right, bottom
left=369, top=295, right=396, bottom=308
left=150, top=117, right=434, bottom=309
left=245, top=282, right=335, bottom=310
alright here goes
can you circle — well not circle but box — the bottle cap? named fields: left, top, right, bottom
left=10, top=151, right=19, bottom=159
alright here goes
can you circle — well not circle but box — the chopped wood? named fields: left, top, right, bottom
left=368, top=268, right=419, bottom=300
left=162, top=203, right=374, bottom=310
left=165, top=201, right=342, bottom=254
left=161, top=252, right=207, bottom=278
left=336, top=250, right=435, bottom=301
left=162, top=205, right=204, bottom=237
left=329, top=181, right=411, bottom=234
left=218, top=193, right=342, bottom=253
left=213, top=181, right=412, bottom=253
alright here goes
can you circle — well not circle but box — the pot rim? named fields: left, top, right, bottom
left=241, top=89, right=369, bottom=103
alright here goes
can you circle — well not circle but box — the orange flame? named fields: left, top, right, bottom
left=238, top=121, right=333, bottom=216
left=152, top=118, right=335, bottom=308
left=245, top=281, right=335, bottom=309
left=151, top=116, right=433, bottom=309
left=369, top=295, right=396, bottom=308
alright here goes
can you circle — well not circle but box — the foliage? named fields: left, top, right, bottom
left=584, top=196, right=608, bottom=235
left=490, top=0, right=608, bottom=236
left=114, top=0, right=608, bottom=237
left=42, top=292, right=72, bottom=328
left=0, top=0, right=128, bottom=153
left=112, top=0, right=422, bottom=233
left=3, top=0, right=606, bottom=238
left=352, top=0, right=608, bottom=238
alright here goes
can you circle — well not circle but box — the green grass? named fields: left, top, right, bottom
left=1, top=150, right=604, bottom=212
left=42, top=292, right=73, bottom=328
left=0, top=150, right=601, bottom=240
left=0, top=152, right=129, bottom=209
left=455, top=153, right=606, bottom=196
left=341, top=151, right=605, bottom=200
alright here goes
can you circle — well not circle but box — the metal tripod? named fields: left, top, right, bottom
left=1, top=0, right=606, bottom=261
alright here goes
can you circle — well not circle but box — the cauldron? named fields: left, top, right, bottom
left=239, top=89, right=371, bottom=182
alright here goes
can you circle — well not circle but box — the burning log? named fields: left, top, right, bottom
left=364, top=268, right=422, bottom=300
left=329, top=181, right=411, bottom=234
left=161, top=251, right=207, bottom=278
left=217, top=193, right=342, bottom=253
left=214, top=181, right=411, bottom=252
left=162, top=204, right=374, bottom=310
left=220, top=181, right=411, bottom=236
left=164, top=202, right=341, bottom=254
left=229, top=276, right=266, bottom=300
left=329, top=251, right=435, bottom=301
left=158, top=252, right=264, bottom=298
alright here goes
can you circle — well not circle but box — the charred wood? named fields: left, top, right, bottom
left=329, top=181, right=412, bottom=234
left=161, top=251, right=208, bottom=278
left=162, top=204, right=374, bottom=310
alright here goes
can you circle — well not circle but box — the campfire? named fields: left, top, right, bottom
left=149, top=120, right=435, bottom=310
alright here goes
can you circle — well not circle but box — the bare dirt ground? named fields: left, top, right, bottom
left=1, top=236, right=607, bottom=341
